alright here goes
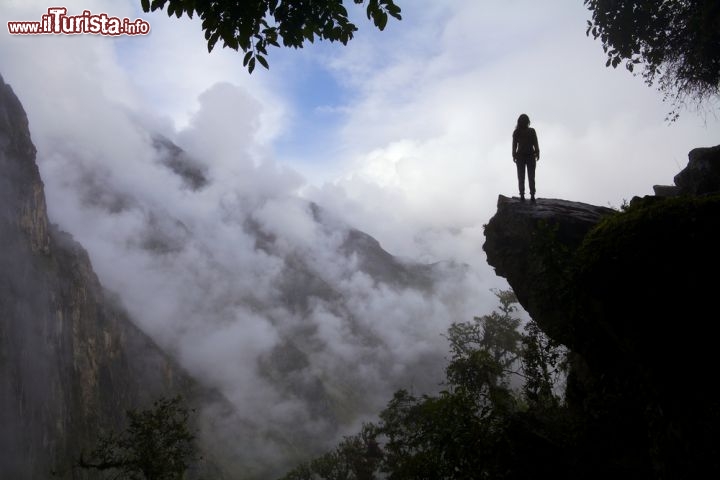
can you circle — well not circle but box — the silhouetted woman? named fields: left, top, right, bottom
left=512, top=113, right=540, bottom=202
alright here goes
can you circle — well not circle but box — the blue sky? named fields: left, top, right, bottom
left=3, top=0, right=718, bottom=295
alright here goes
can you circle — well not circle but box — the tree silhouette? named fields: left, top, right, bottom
left=140, top=0, right=402, bottom=73
left=278, top=290, right=568, bottom=480
left=585, top=0, right=720, bottom=119
left=78, top=396, right=196, bottom=480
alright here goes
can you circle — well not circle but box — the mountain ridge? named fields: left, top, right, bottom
left=1, top=72, right=467, bottom=478
left=1, top=72, right=207, bottom=478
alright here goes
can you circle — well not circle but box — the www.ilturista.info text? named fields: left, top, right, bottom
left=7, top=7, right=150, bottom=36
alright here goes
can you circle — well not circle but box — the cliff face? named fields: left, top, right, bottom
left=483, top=150, right=720, bottom=478
left=482, top=196, right=614, bottom=346
left=0, top=75, right=193, bottom=478
left=0, top=72, right=459, bottom=479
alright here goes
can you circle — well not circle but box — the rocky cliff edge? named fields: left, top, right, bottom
left=483, top=145, right=720, bottom=478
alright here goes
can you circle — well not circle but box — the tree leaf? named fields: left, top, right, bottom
left=386, top=3, right=402, bottom=19
left=207, top=31, right=220, bottom=52
left=243, top=50, right=253, bottom=66
left=257, top=55, right=269, bottom=70
left=376, top=11, right=388, bottom=30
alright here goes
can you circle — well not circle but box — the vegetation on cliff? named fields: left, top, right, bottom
left=568, top=194, right=720, bottom=478
left=280, top=191, right=720, bottom=479
left=278, top=290, right=570, bottom=480
left=78, top=396, right=197, bottom=480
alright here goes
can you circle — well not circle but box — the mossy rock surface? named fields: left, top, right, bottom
left=570, top=194, right=720, bottom=365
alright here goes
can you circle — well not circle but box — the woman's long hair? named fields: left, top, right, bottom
left=513, top=113, right=531, bottom=140
left=515, top=113, right=530, bottom=130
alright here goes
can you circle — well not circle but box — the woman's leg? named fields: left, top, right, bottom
left=516, top=159, right=526, bottom=197
left=527, top=159, right=536, bottom=198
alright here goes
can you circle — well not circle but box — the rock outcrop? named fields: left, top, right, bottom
left=483, top=196, right=614, bottom=345
left=483, top=152, right=720, bottom=478
left=0, top=74, right=199, bottom=478
left=674, top=144, right=720, bottom=194
left=652, top=144, right=720, bottom=197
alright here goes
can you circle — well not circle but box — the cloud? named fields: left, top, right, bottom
left=298, top=0, right=718, bottom=265
left=3, top=5, right=495, bottom=475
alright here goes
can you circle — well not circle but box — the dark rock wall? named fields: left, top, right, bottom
left=483, top=195, right=614, bottom=346
left=674, top=145, right=720, bottom=195
left=1, top=74, right=192, bottom=478
left=483, top=165, right=720, bottom=478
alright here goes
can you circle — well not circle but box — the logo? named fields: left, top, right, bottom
left=8, top=7, right=151, bottom=36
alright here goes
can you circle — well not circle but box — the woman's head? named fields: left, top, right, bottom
left=516, top=114, right=530, bottom=129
